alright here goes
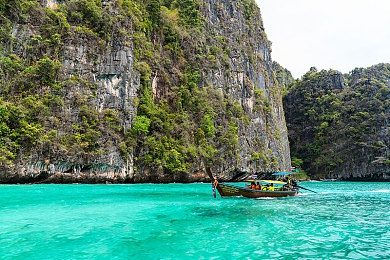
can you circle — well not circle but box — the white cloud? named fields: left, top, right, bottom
left=256, top=0, right=390, bottom=78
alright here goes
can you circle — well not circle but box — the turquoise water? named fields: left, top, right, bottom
left=1, top=182, right=389, bottom=259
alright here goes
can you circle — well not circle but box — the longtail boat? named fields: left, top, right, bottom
left=206, top=167, right=299, bottom=198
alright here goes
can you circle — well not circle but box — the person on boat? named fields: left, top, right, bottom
left=250, top=181, right=256, bottom=189
left=292, top=178, right=297, bottom=186
left=286, top=176, right=292, bottom=189
left=283, top=182, right=291, bottom=191
left=256, top=182, right=261, bottom=190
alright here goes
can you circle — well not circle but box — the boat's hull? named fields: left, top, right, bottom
left=216, top=183, right=298, bottom=198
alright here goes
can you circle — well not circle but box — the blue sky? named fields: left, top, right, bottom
left=256, top=0, right=390, bottom=78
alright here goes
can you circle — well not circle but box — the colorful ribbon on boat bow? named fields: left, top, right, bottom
left=211, top=179, right=218, bottom=198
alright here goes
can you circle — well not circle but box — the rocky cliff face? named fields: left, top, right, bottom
left=0, top=0, right=290, bottom=183
left=197, top=0, right=290, bottom=177
left=284, top=65, right=390, bottom=181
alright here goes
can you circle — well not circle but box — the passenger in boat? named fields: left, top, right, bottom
left=287, top=176, right=292, bottom=187
left=256, top=182, right=261, bottom=190
left=292, top=179, right=297, bottom=186
left=250, top=181, right=256, bottom=189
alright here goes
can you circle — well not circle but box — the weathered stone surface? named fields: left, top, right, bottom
left=1, top=0, right=291, bottom=183
left=200, top=0, right=290, bottom=177
left=283, top=65, right=390, bottom=181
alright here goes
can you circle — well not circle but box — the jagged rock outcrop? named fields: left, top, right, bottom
left=0, top=0, right=290, bottom=183
left=198, top=0, right=290, bottom=177
left=272, top=61, right=294, bottom=88
left=284, top=65, right=390, bottom=181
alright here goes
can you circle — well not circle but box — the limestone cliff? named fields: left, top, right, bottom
left=284, top=65, right=390, bottom=181
left=0, top=0, right=290, bottom=183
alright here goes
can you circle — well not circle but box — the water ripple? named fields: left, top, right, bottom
left=0, top=182, right=389, bottom=259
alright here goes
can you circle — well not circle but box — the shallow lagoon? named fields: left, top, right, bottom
left=1, top=182, right=389, bottom=259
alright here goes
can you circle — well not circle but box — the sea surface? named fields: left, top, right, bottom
left=1, top=182, right=389, bottom=259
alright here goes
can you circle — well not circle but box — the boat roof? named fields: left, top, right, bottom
left=272, top=171, right=293, bottom=176
left=247, top=179, right=287, bottom=185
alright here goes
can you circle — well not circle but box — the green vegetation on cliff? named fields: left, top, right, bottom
left=1, top=0, right=280, bottom=182
left=283, top=64, right=390, bottom=179
left=0, top=0, right=212, bottom=176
